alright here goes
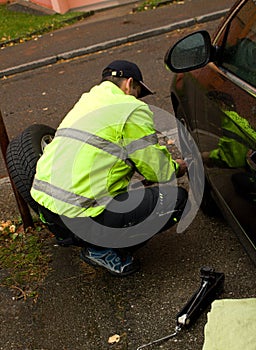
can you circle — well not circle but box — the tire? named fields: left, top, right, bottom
left=175, top=105, right=205, bottom=208
left=6, top=124, right=56, bottom=213
left=175, top=106, right=221, bottom=217
left=200, top=177, right=222, bottom=217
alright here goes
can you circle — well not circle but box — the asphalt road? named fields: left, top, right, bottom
left=0, top=19, right=220, bottom=177
left=0, top=17, right=256, bottom=350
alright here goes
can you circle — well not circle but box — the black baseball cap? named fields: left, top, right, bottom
left=102, top=60, right=154, bottom=98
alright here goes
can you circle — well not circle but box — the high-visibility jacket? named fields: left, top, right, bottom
left=31, top=81, right=179, bottom=218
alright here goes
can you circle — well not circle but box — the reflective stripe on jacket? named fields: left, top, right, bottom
left=31, top=81, right=179, bottom=218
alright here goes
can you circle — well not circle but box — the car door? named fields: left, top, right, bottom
left=194, top=0, right=256, bottom=253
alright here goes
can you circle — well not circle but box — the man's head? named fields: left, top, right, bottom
left=102, top=60, right=154, bottom=98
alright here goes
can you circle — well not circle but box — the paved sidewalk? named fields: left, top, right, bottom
left=0, top=0, right=234, bottom=77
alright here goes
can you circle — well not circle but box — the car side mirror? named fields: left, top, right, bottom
left=164, top=30, right=213, bottom=73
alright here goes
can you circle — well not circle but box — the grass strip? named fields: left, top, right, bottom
left=0, top=4, right=91, bottom=46
left=0, top=219, right=52, bottom=300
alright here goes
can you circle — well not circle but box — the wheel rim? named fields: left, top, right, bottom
left=41, top=134, right=54, bottom=152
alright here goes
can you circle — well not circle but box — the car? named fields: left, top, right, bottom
left=164, top=0, right=256, bottom=264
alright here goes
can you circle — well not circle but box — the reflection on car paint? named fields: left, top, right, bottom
left=165, top=0, right=256, bottom=262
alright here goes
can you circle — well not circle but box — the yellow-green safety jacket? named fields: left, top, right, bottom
left=31, top=81, right=179, bottom=218
left=209, top=110, right=256, bottom=168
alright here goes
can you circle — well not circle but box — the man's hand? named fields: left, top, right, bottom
left=175, top=158, right=187, bottom=177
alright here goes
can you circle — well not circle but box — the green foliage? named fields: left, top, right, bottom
left=0, top=4, right=87, bottom=45
left=136, top=0, right=174, bottom=11
left=0, top=219, right=52, bottom=299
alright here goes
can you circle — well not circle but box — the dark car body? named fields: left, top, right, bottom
left=165, top=0, right=256, bottom=263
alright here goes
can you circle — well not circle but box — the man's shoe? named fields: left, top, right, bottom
left=80, top=247, right=140, bottom=276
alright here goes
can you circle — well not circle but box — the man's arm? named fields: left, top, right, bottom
left=123, top=105, right=187, bottom=182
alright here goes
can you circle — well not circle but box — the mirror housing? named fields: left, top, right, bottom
left=164, top=30, right=213, bottom=73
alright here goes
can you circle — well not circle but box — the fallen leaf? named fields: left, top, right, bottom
left=1, top=220, right=12, bottom=228
left=108, top=334, right=120, bottom=344
left=9, top=225, right=16, bottom=233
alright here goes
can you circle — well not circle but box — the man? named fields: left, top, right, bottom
left=31, top=60, right=188, bottom=276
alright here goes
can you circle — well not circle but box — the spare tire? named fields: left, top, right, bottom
left=6, top=124, right=56, bottom=213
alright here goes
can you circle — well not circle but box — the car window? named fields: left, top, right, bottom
left=221, top=0, right=256, bottom=87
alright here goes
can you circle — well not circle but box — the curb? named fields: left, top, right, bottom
left=0, top=9, right=229, bottom=78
